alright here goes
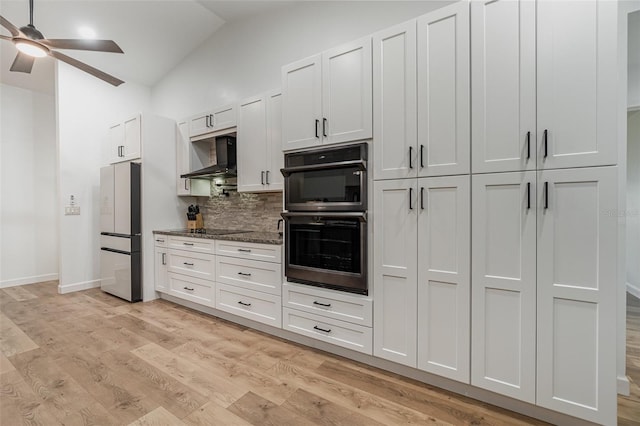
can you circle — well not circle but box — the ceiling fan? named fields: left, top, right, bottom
left=0, top=0, right=125, bottom=86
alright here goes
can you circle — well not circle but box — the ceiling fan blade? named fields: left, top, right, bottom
left=40, top=38, right=124, bottom=54
left=50, top=50, right=124, bottom=87
left=0, top=34, right=11, bottom=41
left=10, top=51, right=35, bottom=73
left=0, top=15, right=20, bottom=37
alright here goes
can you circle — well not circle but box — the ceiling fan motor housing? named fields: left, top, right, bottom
left=19, top=24, right=43, bottom=40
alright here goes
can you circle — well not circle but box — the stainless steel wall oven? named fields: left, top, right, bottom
left=281, top=143, right=368, bottom=295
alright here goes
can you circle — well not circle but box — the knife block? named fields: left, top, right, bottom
left=188, top=213, right=204, bottom=232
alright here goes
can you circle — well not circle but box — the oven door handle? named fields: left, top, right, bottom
left=280, top=211, right=367, bottom=222
left=280, top=160, right=366, bottom=177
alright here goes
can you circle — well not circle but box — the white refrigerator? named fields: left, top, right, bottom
left=100, top=161, right=141, bottom=302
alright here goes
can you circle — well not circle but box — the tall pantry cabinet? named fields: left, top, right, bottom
left=470, top=0, right=618, bottom=423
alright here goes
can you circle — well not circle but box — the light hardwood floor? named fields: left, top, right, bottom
left=0, top=281, right=638, bottom=425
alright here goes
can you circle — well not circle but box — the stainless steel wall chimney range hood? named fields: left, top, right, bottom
left=181, top=135, right=237, bottom=180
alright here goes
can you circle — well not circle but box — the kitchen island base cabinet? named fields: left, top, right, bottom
left=154, top=237, right=168, bottom=292
left=216, top=283, right=281, bottom=328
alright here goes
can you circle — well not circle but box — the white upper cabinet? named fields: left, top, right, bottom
left=176, top=121, right=209, bottom=197
left=373, top=20, right=418, bottom=180
left=471, top=171, right=537, bottom=403
left=537, top=0, right=617, bottom=169
left=536, top=166, right=617, bottom=424
left=189, top=104, right=237, bottom=140
left=237, top=90, right=283, bottom=193
left=471, top=0, right=536, bottom=173
left=109, top=114, right=141, bottom=164
left=417, top=175, right=470, bottom=383
left=417, top=1, right=470, bottom=177
left=282, top=37, right=372, bottom=151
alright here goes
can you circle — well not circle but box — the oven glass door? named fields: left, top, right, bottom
left=283, top=213, right=367, bottom=295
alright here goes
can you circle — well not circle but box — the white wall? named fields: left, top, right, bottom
left=628, top=109, right=640, bottom=293
left=629, top=10, right=640, bottom=107
left=56, top=63, right=151, bottom=293
left=0, top=84, right=58, bottom=287
left=151, top=1, right=451, bottom=120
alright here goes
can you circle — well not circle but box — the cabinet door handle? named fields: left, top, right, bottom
left=205, top=115, right=209, bottom=128
left=544, top=181, right=549, bottom=209
left=313, top=301, right=331, bottom=307
left=184, top=179, right=189, bottom=191
left=183, top=242, right=194, bottom=246
left=265, top=171, right=270, bottom=185
left=526, top=182, right=531, bottom=210
left=155, top=239, right=164, bottom=243
left=183, top=262, right=194, bottom=266
left=420, top=145, right=425, bottom=168
left=238, top=301, right=251, bottom=307
left=323, top=118, right=327, bottom=137
left=313, top=325, right=331, bottom=333
left=420, top=187, right=425, bottom=210
left=526, top=131, right=531, bottom=160
left=543, top=129, right=548, bottom=158
left=315, top=119, right=319, bottom=138
left=409, top=187, right=414, bottom=210
left=183, top=286, right=194, bottom=291
left=261, top=171, right=265, bottom=185
left=237, top=272, right=252, bottom=277
left=409, top=146, right=413, bottom=169
left=238, top=248, right=252, bottom=253
left=161, top=253, right=166, bottom=265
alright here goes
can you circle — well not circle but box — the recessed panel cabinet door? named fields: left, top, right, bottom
left=238, top=95, right=268, bottom=193
left=471, top=171, right=536, bottom=403
left=373, top=20, right=418, bottom=180
left=417, top=175, right=470, bottom=383
left=282, top=55, right=322, bottom=151
left=322, top=37, right=372, bottom=145
left=417, top=1, right=470, bottom=177
left=373, top=179, right=418, bottom=367
left=536, top=166, right=617, bottom=425
left=123, top=115, right=141, bottom=161
left=266, top=91, right=284, bottom=191
left=537, top=0, right=617, bottom=169
left=471, top=0, right=536, bottom=173
left=155, top=247, right=167, bottom=292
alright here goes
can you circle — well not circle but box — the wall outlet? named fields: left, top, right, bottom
left=65, top=206, right=80, bottom=215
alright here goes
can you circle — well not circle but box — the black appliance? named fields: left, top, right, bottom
left=181, top=135, right=237, bottom=179
left=281, top=143, right=368, bottom=295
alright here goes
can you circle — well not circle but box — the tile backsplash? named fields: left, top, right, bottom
left=196, top=185, right=283, bottom=232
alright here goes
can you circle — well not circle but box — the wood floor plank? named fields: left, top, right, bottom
left=228, top=391, right=316, bottom=426
left=1, top=369, right=61, bottom=426
left=128, top=406, right=187, bottom=426
left=109, top=313, right=188, bottom=349
left=1, top=285, right=38, bottom=302
left=0, top=312, right=39, bottom=357
left=60, top=400, right=121, bottom=426
left=183, top=401, right=253, bottom=426
left=0, top=352, right=16, bottom=375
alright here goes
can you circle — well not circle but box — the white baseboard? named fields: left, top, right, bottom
left=58, top=279, right=101, bottom=294
left=618, top=375, right=631, bottom=396
left=0, top=273, right=58, bottom=288
left=627, top=282, right=640, bottom=300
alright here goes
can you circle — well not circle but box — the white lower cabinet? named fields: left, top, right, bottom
left=154, top=236, right=168, bottom=292
left=168, top=273, right=214, bottom=307
left=373, top=176, right=470, bottom=381
left=167, top=248, right=216, bottom=281
left=216, top=283, right=281, bottom=328
left=217, top=256, right=282, bottom=296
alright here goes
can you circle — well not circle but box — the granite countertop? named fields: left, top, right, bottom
left=153, top=229, right=283, bottom=245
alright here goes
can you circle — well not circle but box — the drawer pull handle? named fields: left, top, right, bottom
left=183, top=262, right=194, bottom=266
left=183, top=242, right=194, bottom=246
left=238, top=301, right=251, bottom=307
left=183, top=286, right=194, bottom=291
left=237, top=249, right=252, bottom=253
left=237, top=272, right=252, bottom=277
left=313, top=325, right=331, bottom=333
left=155, top=239, right=164, bottom=242
left=313, top=301, right=331, bottom=308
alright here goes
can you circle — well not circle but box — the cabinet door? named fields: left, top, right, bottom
left=471, top=0, right=536, bottom=173
left=537, top=0, right=617, bottom=169
left=536, top=166, right=617, bottom=424
left=155, top=247, right=168, bottom=291
left=282, top=54, right=322, bottom=151
left=109, top=122, right=124, bottom=163
left=238, top=95, right=268, bottom=193
left=373, top=179, right=418, bottom=367
left=266, top=91, right=284, bottom=191
left=122, top=115, right=141, bottom=161
left=471, top=171, right=536, bottom=403
left=373, top=20, right=418, bottom=180
left=212, top=104, right=236, bottom=131
left=417, top=1, right=470, bottom=177
left=322, top=37, right=373, bottom=145
left=176, top=121, right=208, bottom=197
left=189, top=112, right=211, bottom=138
left=417, top=175, right=470, bottom=383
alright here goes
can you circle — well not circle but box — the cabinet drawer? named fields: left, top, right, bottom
left=217, top=256, right=282, bottom=296
left=283, top=308, right=372, bottom=355
left=216, top=283, right=281, bottom=328
left=216, top=240, right=282, bottom=263
left=283, top=283, right=372, bottom=326
left=168, top=236, right=215, bottom=254
left=169, top=273, right=213, bottom=306
left=168, top=249, right=215, bottom=281
left=154, top=235, right=168, bottom=248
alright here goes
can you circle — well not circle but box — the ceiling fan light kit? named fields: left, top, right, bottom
left=1, top=0, right=125, bottom=86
